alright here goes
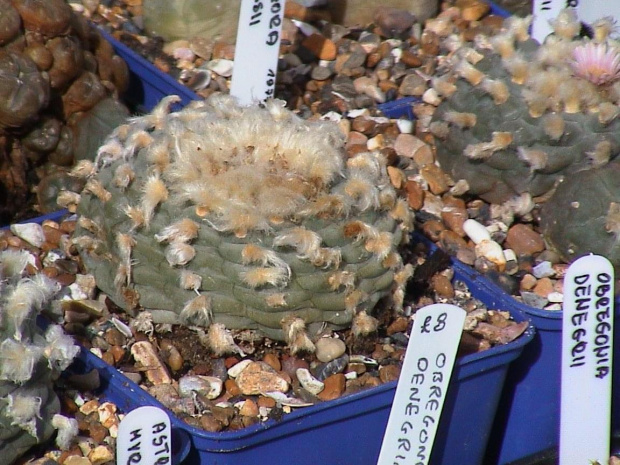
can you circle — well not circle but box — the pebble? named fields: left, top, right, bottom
left=317, top=373, right=346, bottom=401
left=302, top=33, right=337, bottom=60
left=399, top=73, right=427, bottom=96
left=235, top=361, right=289, bottom=395
left=394, top=133, right=427, bottom=159
left=314, top=354, right=349, bottom=381
left=373, top=7, right=416, bottom=38
left=315, top=337, right=346, bottom=363
left=205, top=59, right=233, bottom=77
left=505, top=224, right=546, bottom=257
left=475, top=239, right=507, bottom=271
left=296, top=368, right=325, bottom=395
left=532, top=261, right=556, bottom=279
left=130, top=341, right=172, bottom=385
left=179, top=375, right=223, bottom=399
left=10, top=222, right=46, bottom=247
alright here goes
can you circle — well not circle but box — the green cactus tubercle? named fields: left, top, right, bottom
left=71, top=94, right=413, bottom=342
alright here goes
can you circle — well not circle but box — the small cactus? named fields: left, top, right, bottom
left=0, top=249, right=79, bottom=463
left=432, top=11, right=620, bottom=205
left=70, top=94, right=413, bottom=346
left=0, top=0, right=130, bottom=222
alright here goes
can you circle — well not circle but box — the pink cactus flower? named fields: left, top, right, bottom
left=571, top=42, right=620, bottom=85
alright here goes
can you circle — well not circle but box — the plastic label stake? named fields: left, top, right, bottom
left=230, top=0, right=286, bottom=105
left=377, top=304, right=466, bottom=465
left=560, top=254, right=614, bottom=465
left=531, top=1, right=620, bottom=43
left=531, top=0, right=566, bottom=43
left=576, top=1, right=620, bottom=31
left=117, top=406, right=172, bottom=465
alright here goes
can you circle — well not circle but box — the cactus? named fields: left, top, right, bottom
left=0, top=0, right=130, bottom=222
left=432, top=12, right=620, bottom=206
left=0, top=249, right=79, bottom=463
left=70, top=94, right=413, bottom=346
left=540, top=160, right=620, bottom=267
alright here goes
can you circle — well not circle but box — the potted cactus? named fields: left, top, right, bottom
left=0, top=0, right=131, bottom=224
left=43, top=88, right=532, bottom=465
left=0, top=249, right=81, bottom=464
left=429, top=8, right=620, bottom=463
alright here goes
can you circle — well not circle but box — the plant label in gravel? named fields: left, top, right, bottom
left=230, top=0, right=285, bottom=105
left=576, top=2, right=620, bottom=34
left=560, top=254, right=614, bottom=465
left=377, top=304, right=466, bottom=465
left=117, top=406, right=172, bottom=465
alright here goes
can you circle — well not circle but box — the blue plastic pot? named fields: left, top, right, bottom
left=64, top=247, right=533, bottom=465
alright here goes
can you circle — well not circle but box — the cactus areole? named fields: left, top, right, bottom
left=72, top=95, right=412, bottom=340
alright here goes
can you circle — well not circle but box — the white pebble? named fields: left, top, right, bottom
left=396, top=118, right=414, bottom=134
left=422, top=88, right=442, bottom=106
left=227, top=359, right=253, bottom=378
left=532, top=261, right=555, bottom=278
left=347, top=108, right=370, bottom=118
left=503, top=248, right=517, bottom=262
left=475, top=239, right=507, bottom=270
left=206, top=59, right=233, bottom=77
left=344, top=371, right=358, bottom=380
left=178, top=375, right=223, bottom=399
left=296, top=368, right=325, bottom=395
left=10, top=222, right=46, bottom=248
left=320, top=111, right=342, bottom=122
left=547, top=292, right=564, bottom=303
left=463, top=219, right=491, bottom=245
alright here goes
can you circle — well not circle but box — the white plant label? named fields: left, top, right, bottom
left=377, top=304, right=466, bottom=465
left=560, top=254, right=614, bottom=465
left=117, top=406, right=172, bottom=465
left=230, top=0, right=286, bottom=105
left=531, top=0, right=620, bottom=43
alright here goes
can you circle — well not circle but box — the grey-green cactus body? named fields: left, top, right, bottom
left=73, top=95, right=412, bottom=340
left=433, top=36, right=620, bottom=205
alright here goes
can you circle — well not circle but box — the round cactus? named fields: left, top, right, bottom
left=0, top=0, right=130, bottom=222
left=540, top=160, right=620, bottom=267
left=432, top=12, right=620, bottom=205
left=70, top=94, right=413, bottom=342
left=0, top=249, right=79, bottom=463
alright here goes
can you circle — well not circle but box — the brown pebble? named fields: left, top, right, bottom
left=379, top=364, right=401, bottom=383
left=224, top=378, right=242, bottom=396
left=104, top=327, right=126, bottom=346
left=438, top=230, right=469, bottom=255
left=257, top=395, right=276, bottom=409
left=456, top=0, right=491, bottom=21
left=318, top=373, right=346, bottom=401
left=431, top=274, right=455, bottom=298
left=420, top=164, right=450, bottom=195
left=101, top=351, right=115, bottom=366
left=386, top=316, right=409, bottom=335
left=212, top=405, right=235, bottom=426
left=520, top=273, right=537, bottom=291
left=401, top=49, right=423, bottom=67
left=505, top=224, right=545, bottom=256
left=533, top=277, right=553, bottom=298
left=351, top=117, right=377, bottom=135
left=239, top=399, right=259, bottom=417
left=200, top=413, right=224, bottom=432
left=262, top=353, right=281, bottom=371
left=441, top=205, right=468, bottom=237
left=421, top=220, right=446, bottom=241
left=302, top=34, right=337, bottom=61
left=109, top=345, right=125, bottom=365
left=405, top=180, right=424, bottom=210
left=55, top=273, right=76, bottom=286
left=281, top=355, right=309, bottom=379
left=212, top=41, right=235, bottom=60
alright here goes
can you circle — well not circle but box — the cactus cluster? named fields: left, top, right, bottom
left=430, top=10, right=620, bottom=267
left=68, top=94, right=413, bottom=347
left=0, top=249, right=79, bottom=464
left=0, top=0, right=130, bottom=222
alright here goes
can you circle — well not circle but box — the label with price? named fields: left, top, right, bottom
left=531, top=0, right=620, bottom=43
left=377, top=304, right=466, bottom=465
left=560, top=254, right=614, bottom=465
left=117, top=406, right=172, bottom=465
left=230, top=0, right=286, bottom=105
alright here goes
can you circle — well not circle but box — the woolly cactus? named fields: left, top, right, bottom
left=432, top=11, right=620, bottom=205
left=0, top=0, right=130, bottom=222
left=0, top=249, right=79, bottom=463
left=70, top=94, right=412, bottom=345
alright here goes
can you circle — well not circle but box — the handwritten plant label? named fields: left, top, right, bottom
left=230, top=0, right=286, bottom=105
left=560, top=254, right=614, bottom=465
left=531, top=0, right=620, bottom=43
left=117, top=406, right=172, bottom=465
left=377, top=304, right=466, bottom=465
